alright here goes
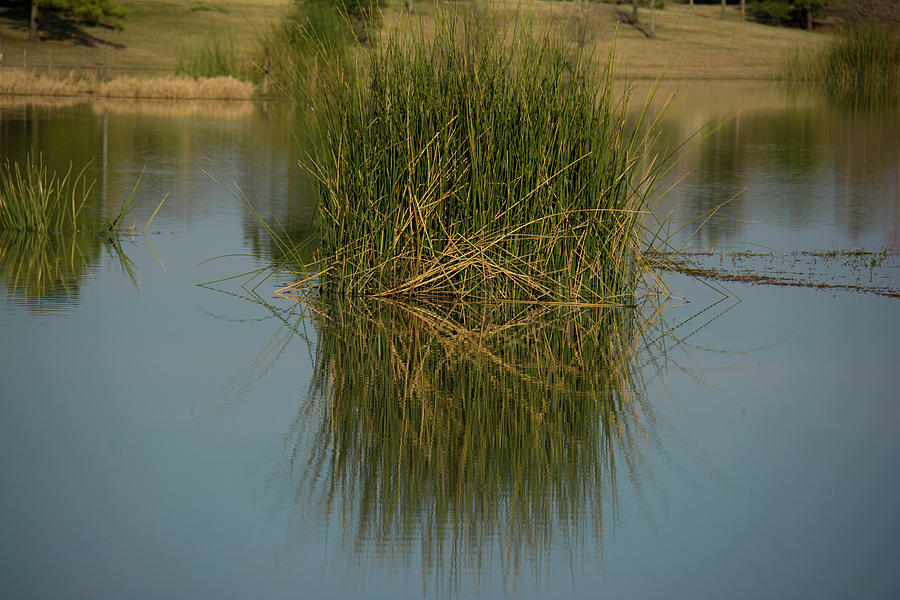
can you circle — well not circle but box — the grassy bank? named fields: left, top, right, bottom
left=0, top=1, right=824, bottom=100
left=0, top=0, right=285, bottom=76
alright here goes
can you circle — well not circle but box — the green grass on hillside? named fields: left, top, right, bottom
left=0, top=0, right=287, bottom=77
left=0, top=1, right=824, bottom=83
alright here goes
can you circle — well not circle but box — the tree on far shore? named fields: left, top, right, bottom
left=26, top=0, right=128, bottom=42
left=748, top=0, right=832, bottom=30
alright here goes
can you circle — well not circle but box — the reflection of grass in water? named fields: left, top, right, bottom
left=285, top=297, right=653, bottom=595
left=0, top=230, right=102, bottom=307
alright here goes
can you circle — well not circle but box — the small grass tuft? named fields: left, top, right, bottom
left=0, top=152, right=95, bottom=233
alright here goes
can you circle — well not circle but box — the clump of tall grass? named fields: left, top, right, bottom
left=299, top=10, right=669, bottom=305
left=783, top=24, right=900, bottom=108
left=0, top=152, right=146, bottom=235
left=175, top=35, right=245, bottom=80
left=0, top=152, right=95, bottom=232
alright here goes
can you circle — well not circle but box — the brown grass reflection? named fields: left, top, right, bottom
left=282, top=297, right=656, bottom=596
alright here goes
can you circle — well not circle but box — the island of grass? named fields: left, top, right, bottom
left=265, top=7, right=680, bottom=307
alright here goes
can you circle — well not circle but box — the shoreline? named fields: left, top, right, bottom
left=0, top=2, right=824, bottom=100
left=0, top=69, right=257, bottom=101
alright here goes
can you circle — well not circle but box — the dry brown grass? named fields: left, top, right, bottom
left=98, top=75, right=254, bottom=100
left=0, top=68, right=254, bottom=100
left=0, top=68, right=95, bottom=96
left=90, top=98, right=255, bottom=119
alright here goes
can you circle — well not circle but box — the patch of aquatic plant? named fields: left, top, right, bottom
left=0, top=152, right=95, bottom=233
left=176, top=35, right=245, bottom=80
left=649, top=248, right=900, bottom=298
left=281, top=296, right=652, bottom=594
left=782, top=24, right=900, bottom=108
left=0, top=153, right=150, bottom=238
left=300, top=9, right=670, bottom=305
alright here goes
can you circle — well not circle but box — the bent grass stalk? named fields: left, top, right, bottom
left=286, top=8, right=673, bottom=306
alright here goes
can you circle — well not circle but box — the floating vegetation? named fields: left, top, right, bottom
left=284, top=8, right=672, bottom=306
left=277, top=296, right=655, bottom=596
left=651, top=249, right=900, bottom=298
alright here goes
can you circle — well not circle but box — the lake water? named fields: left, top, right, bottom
left=1, top=85, right=899, bottom=599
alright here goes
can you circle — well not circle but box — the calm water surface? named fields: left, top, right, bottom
left=1, top=86, right=898, bottom=599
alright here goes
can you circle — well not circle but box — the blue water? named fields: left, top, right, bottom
left=1, top=90, right=898, bottom=599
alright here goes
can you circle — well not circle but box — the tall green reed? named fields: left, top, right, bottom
left=0, top=152, right=94, bottom=233
left=296, top=9, right=670, bottom=305
left=782, top=24, right=900, bottom=108
left=257, top=0, right=363, bottom=98
left=175, top=35, right=245, bottom=79
left=1, top=152, right=143, bottom=235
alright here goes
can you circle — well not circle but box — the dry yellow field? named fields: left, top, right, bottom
left=385, top=2, right=826, bottom=80
left=0, top=0, right=287, bottom=76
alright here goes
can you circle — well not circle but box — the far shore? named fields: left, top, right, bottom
left=0, top=2, right=827, bottom=100
left=0, top=69, right=256, bottom=100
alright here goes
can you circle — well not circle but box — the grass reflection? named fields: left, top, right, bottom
left=286, top=296, right=655, bottom=595
left=0, top=230, right=102, bottom=307
left=0, top=229, right=136, bottom=309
